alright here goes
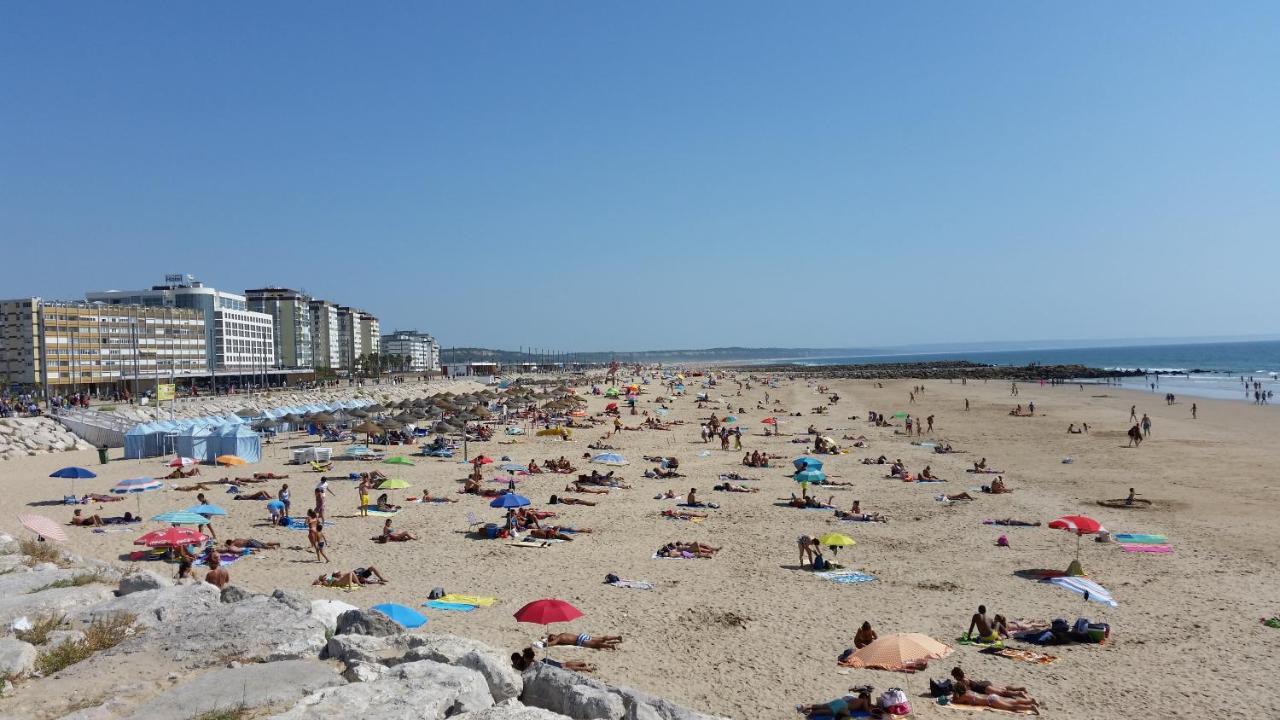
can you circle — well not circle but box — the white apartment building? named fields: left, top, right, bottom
left=308, top=299, right=341, bottom=370
left=213, top=308, right=274, bottom=373
left=380, top=330, right=440, bottom=372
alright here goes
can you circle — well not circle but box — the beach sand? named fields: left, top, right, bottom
left=2, top=374, right=1277, bottom=718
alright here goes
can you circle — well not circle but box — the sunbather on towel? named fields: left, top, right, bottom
left=419, top=491, right=457, bottom=503
left=80, top=493, right=123, bottom=503
left=941, top=492, right=975, bottom=501
left=373, top=493, right=401, bottom=512
left=511, top=647, right=595, bottom=673
left=528, top=526, right=590, bottom=541
left=234, top=490, right=274, bottom=500
left=985, top=477, right=1011, bottom=494
left=101, top=512, right=140, bottom=525
left=966, top=605, right=1009, bottom=642
left=951, top=680, right=1039, bottom=714
left=951, top=667, right=1029, bottom=698
left=713, top=482, right=758, bottom=493
left=253, top=472, right=288, bottom=479
left=657, top=541, right=719, bottom=558
left=69, top=509, right=104, bottom=527
left=374, top=518, right=416, bottom=542
left=566, top=483, right=609, bottom=495
left=662, top=508, right=707, bottom=520
left=313, top=566, right=388, bottom=587
left=795, top=689, right=873, bottom=718
left=854, top=621, right=877, bottom=648
left=985, top=518, right=1040, bottom=527
left=174, top=483, right=214, bottom=492
left=542, top=632, right=623, bottom=650
left=834, top=500, right=887, bottom=523
left=223, top=538, right=280, bottom=551
left=549, top=494, right=596, bottom=506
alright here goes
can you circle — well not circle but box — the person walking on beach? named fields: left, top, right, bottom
left=926, top=415, right=934, bottom=433
left=307, top=509, right=329, bottom=563
left=1129, top=405, right=1137, bottom=422
left=1141, top=414, right=1152, bottom=438
left=733, top=427, right=742, bottom=450
left=964, top=398, right=970, bottom=411
left=1191, top=403, right=1197, bottom=419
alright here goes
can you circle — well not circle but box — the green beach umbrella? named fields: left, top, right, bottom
left=383, top=456, right=414, bottom=466
left=377, top=478, right=411, bottom=490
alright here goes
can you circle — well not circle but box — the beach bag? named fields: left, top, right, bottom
left=428, top=587, right=445, bottom=600
left=812, top=555, right=829, bottom=571
left=929, top=678, right=953, bottom=697
left=880, top=688, right=908, bottom=707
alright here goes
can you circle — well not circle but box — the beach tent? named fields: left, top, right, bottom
left=217, top=425, right=261, bottom=463
left=176, top=425, right=214, bottom=462
left=124, top=422, right=167, bottom=459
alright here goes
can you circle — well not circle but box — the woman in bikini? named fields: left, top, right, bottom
left=543, top=632, right=622, bottom=650
left=951, top=679, right=1039, bottom=714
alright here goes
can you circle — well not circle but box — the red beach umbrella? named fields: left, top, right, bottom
left=1048, top=515, right=1103, bottom=568
left=134, top=527, right=208, bottom=548
left=761, top=417, right=777, bottom=425
left=472, top=455, right=494, bottom=466
left=514, top=598, right=583, bottom=626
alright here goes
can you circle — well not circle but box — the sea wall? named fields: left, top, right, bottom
left=736, top=360, right=1144, bottom=381
left=0, top=417, right=95, bottom=462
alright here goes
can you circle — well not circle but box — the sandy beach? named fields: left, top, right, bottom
left=2, top=373, right=1277, bottom=719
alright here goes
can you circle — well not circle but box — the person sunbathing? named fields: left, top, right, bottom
left=950, top=667, right=1030, bottom=699
left=174, top=483, right=214, bottom=492
left=974, top=457, right=988, bottom=471
left=920, top=466, right=940, bottom=480
left=662, top=508, right=707, bottom=520
left=373, top=493, right=401, bottom=512
left=163, top=467, right=197, bottom=479
left=375, top=519, right=416, bottom=542
left=418, top=491, right=457, bottom=503
left=987, top=477, right=1011, bottom=494
left=313, top=566, right=389, bottom=587
left=231, top=476, right=269, bottom=484
left=542, top=632, right=622, bottom=650
left=513, top=647, right=595, bottom=673
left=79, top=493, right=123, bottom=503
left=835, top=501, right=887, bottom=523
left=549, top=494, right=596, bottom=506
left=713, top=482, right=758, bottom=493
left=234, top=490, right=274, bottom=500
left=253, top=472, right=288, bottom=479
left=528, top=526, right=590, bottom=541
left=966, top=605, right=1005, bottom=643
left=662, top=540, right=720, bottom=555
left=889, top=461, right=906, bottom=477
left=795, top=690, right=874, bottom=718
left=566, top=483, right=609, bottom=495
left=854, top=621, right=877, bottom=648
left=942, top=492, right=975, bottom=501
left=951, top=680, right=1039, bottom=714
left=223, top=538, right=280, bottom=551
left=986, top=518, right=1040, bottom=527
left=526, top=461, right=544, bottom=474
left=69, top=509, right=104, bottom=527
left=787, top=494, right=835, bottom=509
left=934, top=443, right=957, bottom=453
left=100, top=512, right=139, bottom=525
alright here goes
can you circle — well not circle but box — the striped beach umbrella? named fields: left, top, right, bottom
left=111, top=477, right=163, bottom=494
left=17, top=513, right=67, bottom=543
left=151, top=511, right=211, bottom=525
left=135, top=527, right=207, bottom=548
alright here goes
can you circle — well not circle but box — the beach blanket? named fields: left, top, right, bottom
left=981, top=646, right=1058, bottom=665
left=195, top=553, right=241, bottom=567
left=956, top=634, right=1004, bottom=649
left=363, top=508, right=401, bottom=517
left=1113, top=533, right=1167, bottom=545
left=663, top=514, right=704, bottom=523
left=939, top=701, right=1037, bottom=715
left=915, top=479, right=948, bottom=484
left=608, top=579, right=654, bottom=590
left=424, top=600, right=478, bottom=612
left=509, top=540, right=553, bottom=548
left=652, top=552, right=707, bottom=560
left=439, top=594, right=496, bottom=607
left=814, top=570, right=875, bottom=584
left=286, top=518, right=335, bottom=530
left=1120, top=543, right=1173, bottom=553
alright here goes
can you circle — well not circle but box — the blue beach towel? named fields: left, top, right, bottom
left=814, top=570, right=876, bottom=584
left=423, top=601, right=478, bottom=612
left=1114, top=533, right=1168, bottom=545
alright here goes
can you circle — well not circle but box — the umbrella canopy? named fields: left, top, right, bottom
left=472, top=455, right=494, bottom=466
left=50, top=466, right=97, bottom=479
left=135, top=527, right=208, bottom=547
left=215, top=455, right=247, bottom=466
left=794, top=469, right=827, bottom=484
left=383, top=456, right=414, bottom=466
left=167, top=457, right=198, bottom=468
left=17, top=513, right=67, bottom=543
left=111, top=477, right=163, bottom=494
left=591, top=453, right=628, bottom=466
left=251, top=419, right=278, bottom=432
left=364, top=404, right=387, bottom=413
left=347, top=409, right=369, bottom=418
left=490, top=493, right=530, bottom=509
left=1048, top=515, right=1103, bottom=535
left=793, top=457, right=823, bottom=471
left=498, top=463, right=528, bottom=473
left=235, top=408, right=259, bottom=418
left=370, top=603, right=428, bottom=629
left=354, top=421, right=383, bottom=435
left=1046, top=576, right=1118, bottom=607
left=185, top=504, right=227, bottom=517
left=840, top=633, right=952, bottom=670
left=152, top=511, right=213, bottom=525
left=514, top=598, right=583, bottom=625
left=761, top=417, right=777, bottom=425
left=377, top=479, right=411, bottom=490
left=818, top=532, right=855, bottom=548
left=310, top=412, right=336, bottom=424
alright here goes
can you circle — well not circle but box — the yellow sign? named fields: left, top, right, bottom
left=156, top=384, right=175, bottom=401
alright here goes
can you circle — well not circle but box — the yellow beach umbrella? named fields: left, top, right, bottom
left=818, top=532, right=855, bottom=548
left=215, top=455, right=247, bottom=466
left=377, top=479, right=411, bottom=490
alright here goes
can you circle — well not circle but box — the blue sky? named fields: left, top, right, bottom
left=2, top=3, right=1277, bottom=351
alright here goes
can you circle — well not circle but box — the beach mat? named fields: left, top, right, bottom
left=1120, top=543, right=1173, bottom=553
left=652, top=552, right=706, bottom=560
left=939, top=701, right=1037, bottom=715
left=286, top=518, right=334, bottom=530
left=814, top=570, right=875, bottom=584
left=509, top=541, right=553, bottom=548
left=423, top=600, right=478, bottom=612
left=194, top=553, right=241, bottom=567
left=981, top=646, right=1058, bottom=665
left=364, top=509, right=400, bottom=517
left=608, top=579, right=654, bottom=590
left=439, top=594, right=495, bottom=607
left=1113, top=533, right=1168, bottom=544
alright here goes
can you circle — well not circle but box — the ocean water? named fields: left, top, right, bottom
left=796, top=340, right=1280, bottom=403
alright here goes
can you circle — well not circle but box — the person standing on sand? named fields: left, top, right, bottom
left=926, top=415, right=934, bottom=433
left=314, top=478, right=330, bottom=523
left=965, top=399, right=970, bottom=411
left=1192, top=403, right=1197, bottom=419
left=307, top=509, right=329, bottom=563
left=1130, top=405, right=1138, bottom=422
left=1141, top=414, right=1152, bottom=438
left=357, top=477, right=370, bottom=517
left=279, top=483, right=291, bottom=518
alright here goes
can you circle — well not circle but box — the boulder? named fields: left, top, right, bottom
left=335, top=608, right=401, bottom=637
left=117, top=570, right=171, bottom=596
left=341, top=660, right=388, bottom=683
left=220, top=585, right=256, bottom=603
left=126, top=659, right=345, bottom=720
left=0, top=638, right=37, bottom=678
left=310, top=599, right=358, bottom=633
left=454, top=706, right=574, bottom=720
left=520, top=665, right=724, bottom=720
left=400, top=635, right=523, bottom=704
left=271, top=660, right=493, bottom=719
left=271, top=589, right=312, bottom=613
left=44, top=629, right=85, bottom=647
left=0, top=585, right=115, bottom=628
left=325, top=634, right=392, bottom=665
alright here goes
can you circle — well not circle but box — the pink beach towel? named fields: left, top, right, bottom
left=1120, top=544, right=1173, bottom=553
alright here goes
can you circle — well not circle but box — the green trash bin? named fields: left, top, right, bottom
left=97, top=445, right=109, bottom=465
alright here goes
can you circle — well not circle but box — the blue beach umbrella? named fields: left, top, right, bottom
left=794, top=469, right=827, bottom=484
left=185, top=504, right=227, bottom=517
left=151, top=511, right=212, bottom=525
left=793, top=457, right=823, bottom=471
left=370, top=603, right=427, bottom=629
left=50, top=466, right=97, bottom=495
left=490, top=493, right=531, bottom=509
left=591, top=453, right=628, bottom=466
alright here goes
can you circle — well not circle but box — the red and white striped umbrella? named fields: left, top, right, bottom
left=167, top=457, right=197, bottom=467
left=1048, top=515, right=1103, bottom=535
left=16, top=514, right=67, bottom=543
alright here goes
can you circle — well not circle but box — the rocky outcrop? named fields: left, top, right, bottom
left=0, top=547, right=726, bottom=720
left=0, top=417, right=94, bottom=461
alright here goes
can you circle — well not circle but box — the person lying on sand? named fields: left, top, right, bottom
left=418, top=491, right=457, bottom=503
left=234, top=490, right=274, bottom=500
left=941, top=492, right=975, bottom=502
left=69, top=509, right=104, bottom=527
left=860, top=455, right=888, bottom=465
left=985, top=518, right=1040, bottom=527
left=934, top=443, right=958, bottom=453
left=541, top=633, right=622, bottom=650
left=657, top=541, right=719, bottom=558
left=795, top=689, right=874, bottom=718
left=252, top=472, right=288, bottom=479
left=549, top=494, right=596, bottom=506
left=951, top=667, right=1030, bottom=699
left=662, top=508, right=707, bottom=520
left=714, top=482, right=758, bottom=493
left=174, top=483, right=214, bottom=492
left=951, top=680, right=1039, bottom=714
left=566, top=483, right=609, bottom=495
left=313, top=566, right=388, bottom=587
left=512, top=647, right=595, bottom=673
left=223, top=538, right=280, bottom=551
left=786, top=494, right=835, bottom=509
left=528, top=526, right=591, bottom=541
left=835, top=501, right=887, bottom=523
left=163, top=467, right=201, bottom=479
left=79, top=493, right=123, bottom=503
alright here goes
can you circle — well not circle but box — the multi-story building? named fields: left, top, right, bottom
left=308, top=299, right=341, bottom=371
left=357, top=311, right=380, bottom=359
left=87, top=274, right=273, bottom=372
left=335, top=306, right=356, bottom=372
left=380, top=330, right=440, bottom=372
left=0, top=298, right=206, bottom=395
left=213, top=308, right=275, bottom=373
left=245, top=287, right=313, bottom=369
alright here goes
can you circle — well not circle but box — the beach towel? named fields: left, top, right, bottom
left=652, top=552, right=706, bottom=560
left=286, top=518, right=335, bottom=530
left=439, top=594, right=495, bottom=607
left=608, top=579, right=654, bottom=590
left=194, top=553, right=240, bottom=567
left=1119, top=543, right=1173, bottom=553
left=663, top=514, right=704, bottom=523
left=364, top=508, right=401, bottom=517
left=509, top=540, right=553, bottom=548
left=424, top=600, right=478, bottom=612
left=1115, top=533, right=1168, bottom=544
left=956, top=634, right=1004, bottom=648
left=814, top=570, right=876, bottom=584
left=939, top=701, right=1037, bottom=715
left=91, top=526, right=134, bottom=534
left=915, top=479, right=948, bottom=484
left=981, top=647, right=1058, bottom=665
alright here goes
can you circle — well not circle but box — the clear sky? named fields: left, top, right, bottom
left=2, top=3, right=1277, bottom=352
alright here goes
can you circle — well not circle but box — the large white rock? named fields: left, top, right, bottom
left=271, top=660, right=493, bottom=719
left=126, top=659, right=345, bottom=720
left=117, top=570, right=172, bottom=596
left=310, top=599, right=359, bottom=633
left=0, top=638, right=37, bottom=678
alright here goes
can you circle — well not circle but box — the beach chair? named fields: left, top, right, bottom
left=466, top=511, right=483, bottom=534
